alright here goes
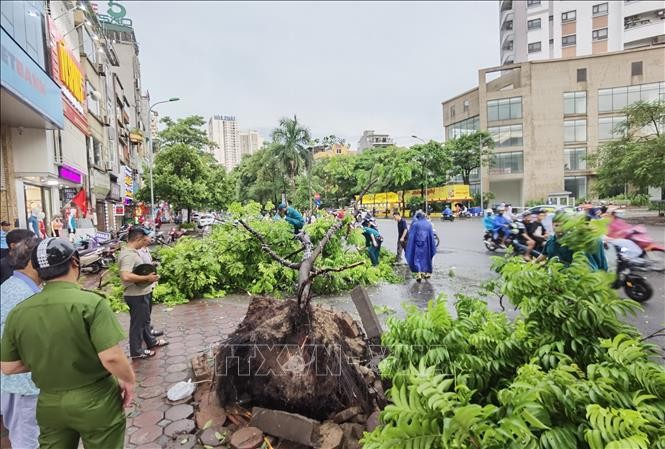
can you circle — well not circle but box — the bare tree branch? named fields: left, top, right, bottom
left=238, top=220, right=301, bottom=269
left=313, top=261, right=364, bottom=277
left=309, top=220, right=344, bottom=264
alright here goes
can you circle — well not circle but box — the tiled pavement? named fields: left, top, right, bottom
left=1, top=298, right=249, bottom=449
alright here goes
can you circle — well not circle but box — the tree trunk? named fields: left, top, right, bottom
left=187, top=207, right=192, bottom=223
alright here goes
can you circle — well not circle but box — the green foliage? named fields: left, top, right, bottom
left=141, top=206, right=400, bottom=303
left=444, top=131, right=495, bottom=185
left=590, top=100, right=665, bottom=196
left=365, top=235, right=665, bottom=448
left=552, top=213, right=608, bottom=253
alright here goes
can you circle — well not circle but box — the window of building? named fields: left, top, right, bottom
left=487, top=97, right=522, bottom=122
left=504, top=20, right=513, bottom=30
left=488, top=124, right=523, bottom=147
left=463, top=100, right=470, bottom=112
left=564, top=119, right=586, bottom=142
left=86, top=81, right=100, bottom=117
left=562, top=35, right=577, bottom=47
left=528, top=42, right=542, bottom=53
left=527, top=18, right=541, bottom=30
left=0, top=1, right=46, bottom=69
left=505, top=40, right=514, bottom=51
left=592, top=3, right=609, bottom=16
left=491, top=151, right=524, bottom=174
left=549, top=15, right=554, bottom=21
left=450, top=105, right=455, bottom=118
left=592, top=28, right=608, bottom=40
left=562, top=10, right=576, bottom=22
left=564, top=148, right=587, bottom=171
left=632, top=61, right=643, bottom=76
left=549, top=38, right=554, bottom=45
left=599, top=82, right=665, bottom=112
left=564, top=176, right=587, bottom=200
left=527, top=0, right=541, bottom=6
left=599, top=115, right=626, bottom=140
left=563, top=91, right=587, bottom=115
left=447, top=116, right=480, bottom=139
left=577, top=68, right=587, bottom=82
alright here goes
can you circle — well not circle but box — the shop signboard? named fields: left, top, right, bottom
left=0, top=28, right=64, bottom=129
left=122, top=165, right=133, bottom=204
left=62, top=187, right=78, bottom=204
left=58, top=165, right=82, bottom=184
left=114, top=204, right=125, bottom=216
left=47, top=17, right=89, bottom=136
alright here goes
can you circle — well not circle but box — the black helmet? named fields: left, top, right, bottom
left=32, top=238, right=78, bottom=271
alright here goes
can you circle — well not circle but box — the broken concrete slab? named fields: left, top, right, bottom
left=316, top=421, right=344, bottom=449
left=366, top=410, right=381, bottom=432
left=229, top=426, right=264, bottom=449
left=250, top=407, right=319, bottom=447
left=340, top=422, right=364, bottom=440
left=350, top=286, right=382, bottom=339
left=332, top=406, right=361, bottom=424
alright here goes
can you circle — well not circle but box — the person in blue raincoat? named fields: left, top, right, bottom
left=482, top=209, right=495, bottom=231
left=277, top=203, right=305, bottom=234
left=405, top=210, right=437, bottom=282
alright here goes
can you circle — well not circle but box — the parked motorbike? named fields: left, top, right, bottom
left=78, top=248, right=103, bottom=274
left=441, top=213, right=455, bottom=222
left=611, top=243, right=654, bottom=302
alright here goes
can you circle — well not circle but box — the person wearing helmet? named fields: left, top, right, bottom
left=277, top=203, right=305, bottom=234
left=492, top=206, right=511, bottom=248
left=1, top=238, right=135, bottom=449
left=482, top=209, right=495, bottom=231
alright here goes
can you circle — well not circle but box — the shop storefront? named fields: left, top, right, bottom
left=0, top=16, right=64, bottom=226
left=92, top=168, right=111, bottom=231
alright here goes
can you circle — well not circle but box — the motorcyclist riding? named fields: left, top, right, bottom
left=492, top=206, right=511, bottom=248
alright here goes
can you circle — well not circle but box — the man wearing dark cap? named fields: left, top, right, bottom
left=1, top=229, right=35, bottom=284
left=1, top=238, right=135, bottom=448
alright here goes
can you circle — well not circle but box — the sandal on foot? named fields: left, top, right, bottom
left=150, top=338, right=169, bottom=348
left=131, top=349, right=156, bottom=359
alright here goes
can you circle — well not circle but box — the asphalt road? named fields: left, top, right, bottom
left=317, top=217, right=665, bottom=349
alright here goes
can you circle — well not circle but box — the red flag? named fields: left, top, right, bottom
left=72, top=189, right=87, bottom=217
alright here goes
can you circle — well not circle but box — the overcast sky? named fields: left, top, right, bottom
left=124, top=1, right=499, bottom=149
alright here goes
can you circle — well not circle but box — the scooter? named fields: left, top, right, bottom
left=441, top=212, right=455, bottom=222
left=608, top=216, right=665, bottom=271
left=611, top=243, right=654, bottom=302
left=484, top=225, right=516, bottom=252
left=79, top=248, right=103, bottom=274
left=168, top=227, right=186, bottom=243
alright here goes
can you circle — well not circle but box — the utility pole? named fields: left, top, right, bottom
left=479, top=133, right=484, bottom=211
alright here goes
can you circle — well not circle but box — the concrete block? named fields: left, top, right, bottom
left=350, top=286, right=382, bottom=339
left=250, top=407, right=319, bottom=446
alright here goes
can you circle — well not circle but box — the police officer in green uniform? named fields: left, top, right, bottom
left=1, top=238, right=135, bottom=449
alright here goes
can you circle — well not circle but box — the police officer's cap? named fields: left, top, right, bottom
left=32, top=237, right=78, bottom=270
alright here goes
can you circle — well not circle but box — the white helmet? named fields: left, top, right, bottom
left=485, top=209, right=493, bottom=215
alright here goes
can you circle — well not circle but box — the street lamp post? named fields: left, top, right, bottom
left=479, top=133, right=484, bottom=212
left=148, top=97, right=180, bottom=225
left=411, top=135, right=429, bottom=214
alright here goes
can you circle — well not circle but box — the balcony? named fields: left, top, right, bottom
left=624, top=14, right=665, bottom=45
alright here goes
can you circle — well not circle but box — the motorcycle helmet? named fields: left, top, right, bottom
left=485, top=209, right=493, bottom=215
left=497, top=206, right=506, bottom=213
left=32, top=237, right=78, bottom=275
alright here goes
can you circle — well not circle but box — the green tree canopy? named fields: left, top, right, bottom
left=158, top=115, right=215, bottom=149
left=591, top=100, right=665, bottom=196
left=444, top=131, right=494, bottom=185
left=270, top=116, right=312, bottom=190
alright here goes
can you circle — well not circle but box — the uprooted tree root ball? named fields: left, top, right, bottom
left=214, top=296, right=383, bottom=420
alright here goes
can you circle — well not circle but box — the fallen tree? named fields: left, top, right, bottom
left=214, top=217, right=387, bottom=420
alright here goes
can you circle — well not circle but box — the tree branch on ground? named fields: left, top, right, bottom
left=237, top=220, right=301, bottom=269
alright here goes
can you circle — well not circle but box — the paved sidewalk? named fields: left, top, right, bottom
left=1, top=298, right=248, bottom=449
left=121, top=298, right=248, bottom=448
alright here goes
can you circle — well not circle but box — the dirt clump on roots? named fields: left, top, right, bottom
left=214, top=296, right=380, bottom=421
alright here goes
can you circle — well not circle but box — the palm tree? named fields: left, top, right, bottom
left=270, top=116, right=312, bottom=195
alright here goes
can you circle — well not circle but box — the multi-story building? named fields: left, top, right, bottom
left=239, top=130, right=264, bottom=158
left=208, top=115, right=240, bottom=171
left=1, top=0, right=149, bottom=232
left=442, top=45, right=665, bottom=205
left=1, top=1, right=64, bottom=227
left=357, top=130, right=394, bottom=152
left=500, top=0, right=665, bottom=65
left=313, top=143, right=355, bottom=160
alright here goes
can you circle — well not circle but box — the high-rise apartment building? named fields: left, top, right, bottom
left=357, top=130, right=394, bottom=152
left=239, top=130, right=264, bottom=158
left=442, top=45, right=665, bottom=205
left=500, top=0, right=665, bottom=65
left=208, top=115, right=240, bottom=171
